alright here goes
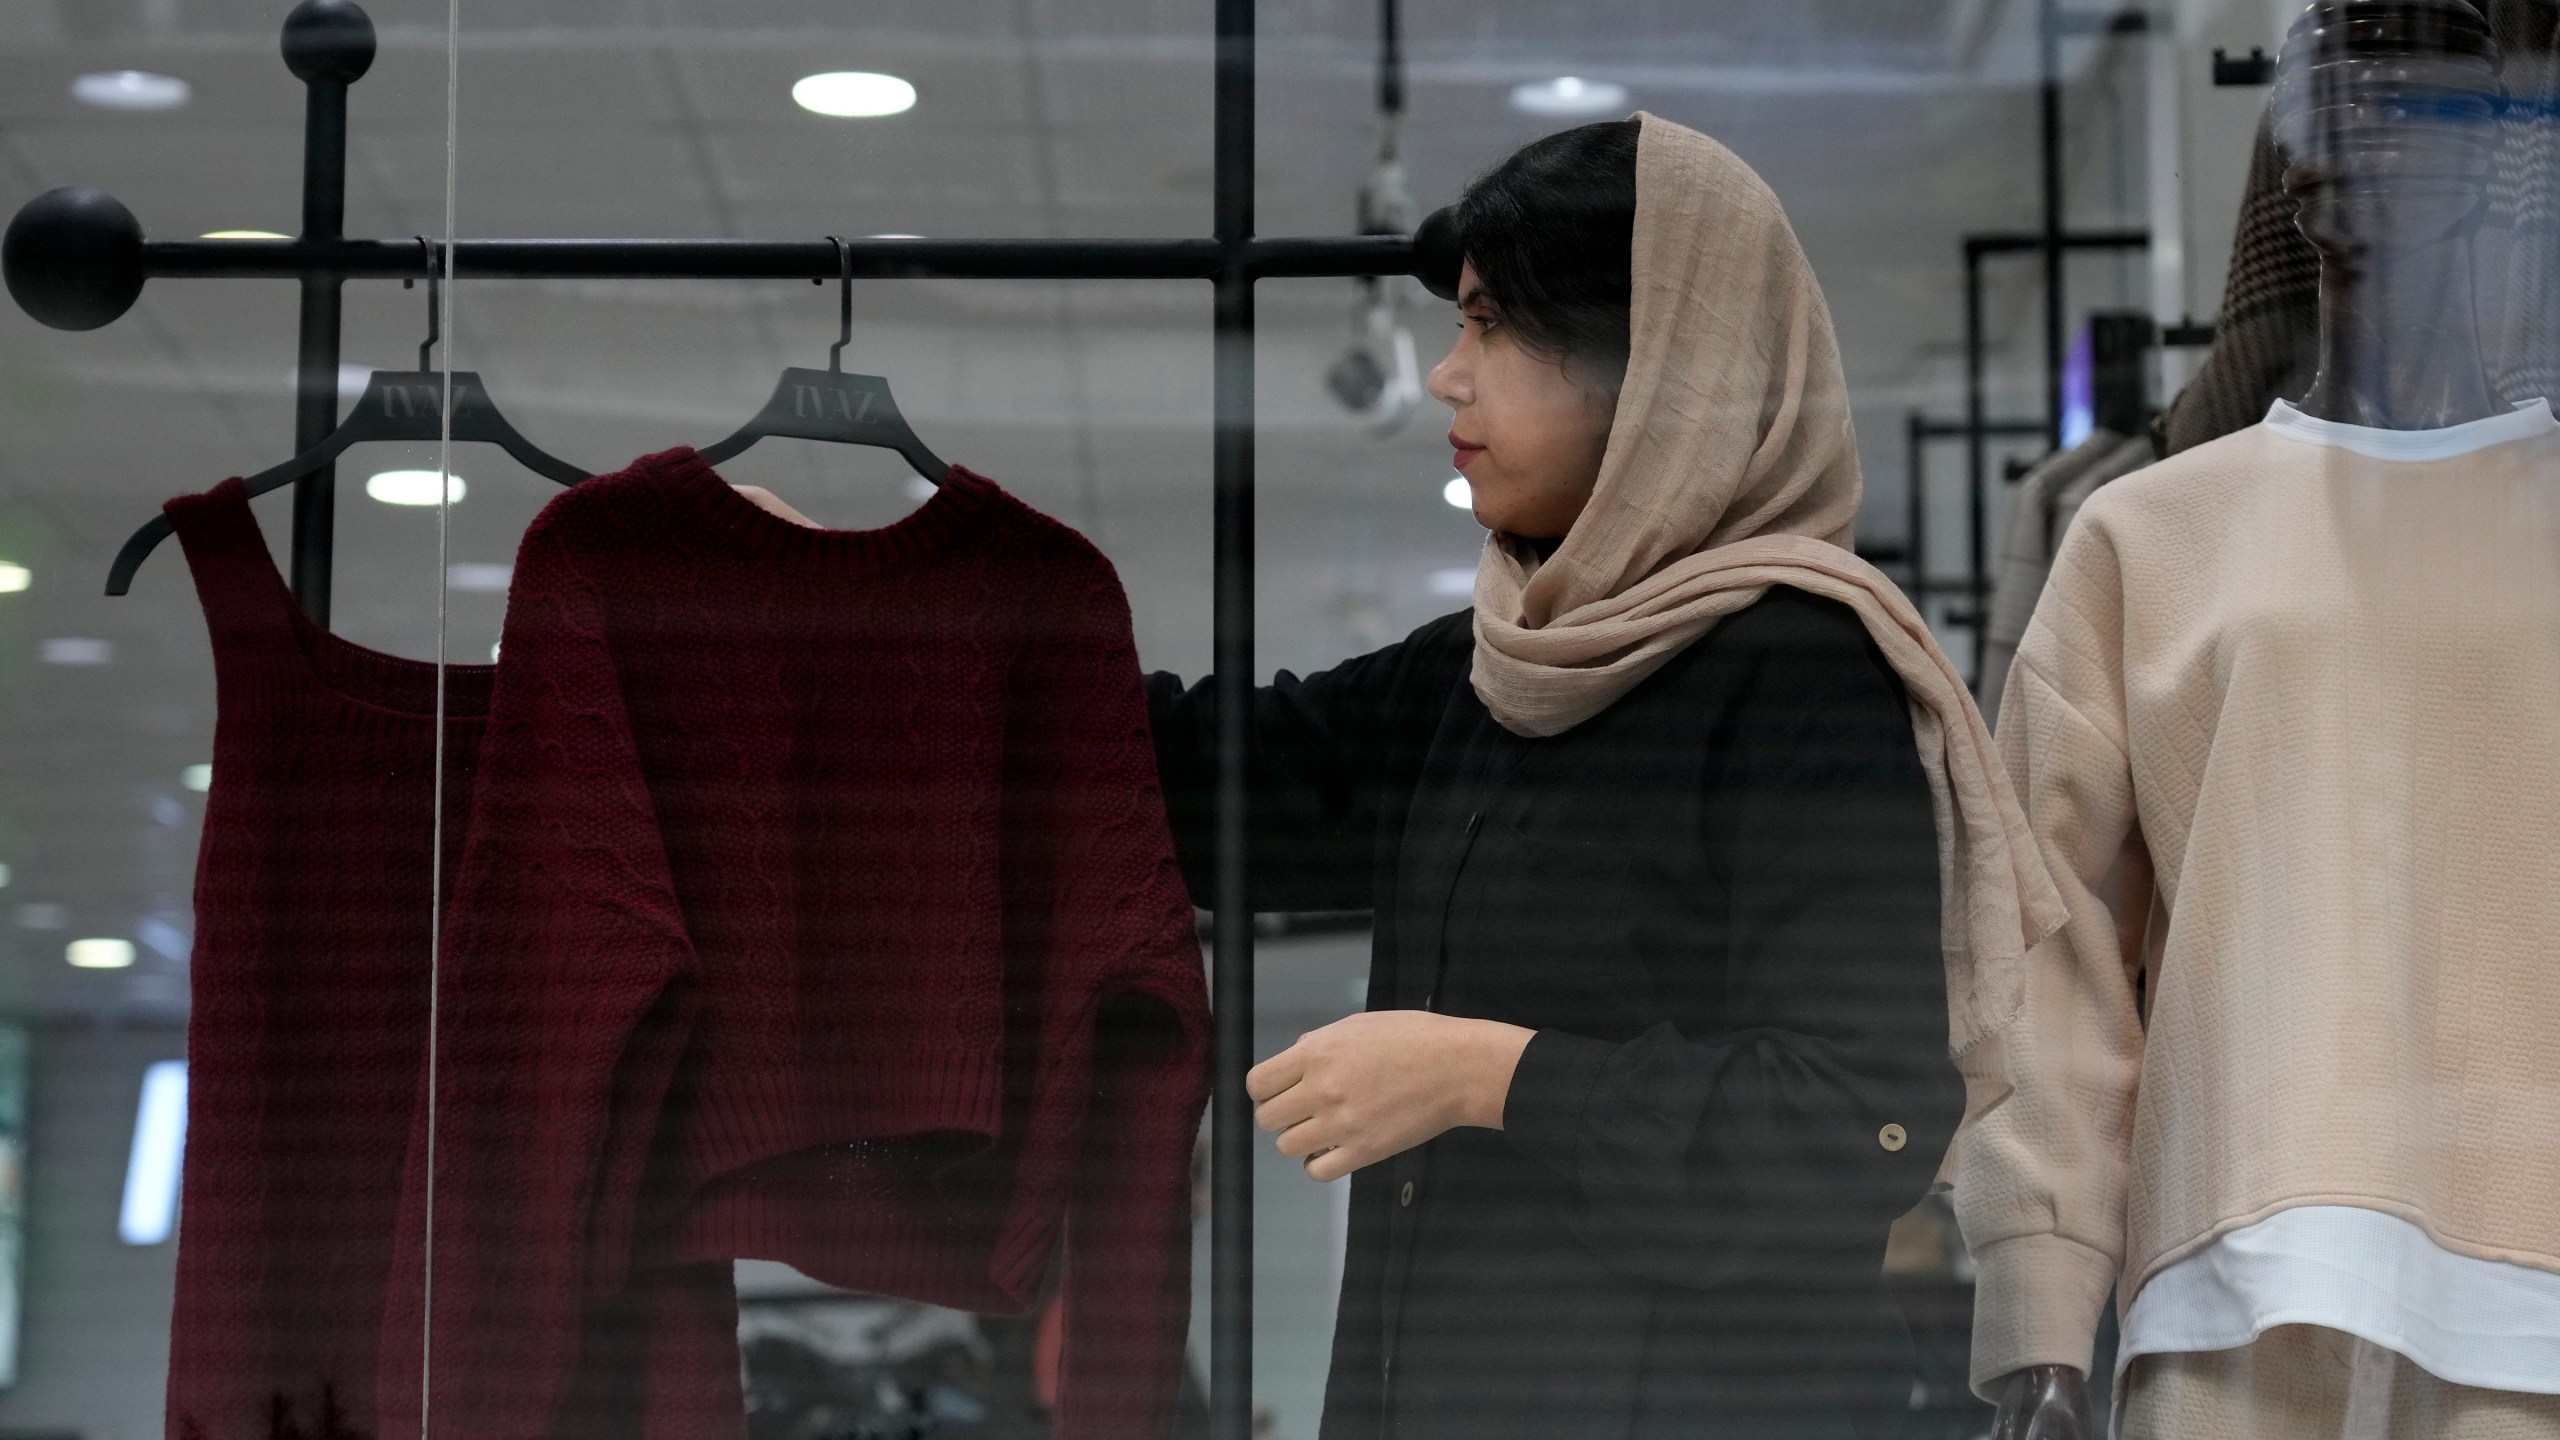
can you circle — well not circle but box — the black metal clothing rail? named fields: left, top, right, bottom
left=0, top=2, right=1430, bottom=1436
left=1900, top=410, right=2046, bottom=614
left=1959, top=227, right=2147, bottom=613
left=142, top=234, right=1413, bottom=282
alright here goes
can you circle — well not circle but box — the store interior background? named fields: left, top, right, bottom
left=0, top=0, right=2293, bottom=1435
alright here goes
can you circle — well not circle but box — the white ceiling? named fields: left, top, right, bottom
left=0, top=0, right=2203, bottom=1019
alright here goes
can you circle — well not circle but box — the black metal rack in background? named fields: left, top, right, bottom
left=0, top=3, right=1442, bottom=1436
left=1899, top=0, right=2163, bottom=649
left=1908, top=0, right=2258, bottom=651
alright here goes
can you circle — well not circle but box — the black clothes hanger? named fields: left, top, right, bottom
left=106, top=240, right=589, bottom=595
left=695, top=236, right=950, bottom=484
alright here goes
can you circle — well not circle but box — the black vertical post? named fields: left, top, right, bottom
left=1904, top=409, right=1927, bottom=596
left=1379, top=0, right=1403, bottom=113
left=1209, top=0, right=1255, bottom=1436
left=280, top=0, right=376, bottom=626
left=2040, top=0, right=2066, bottom=450
left=1964, top=241, right=1989, bottom=620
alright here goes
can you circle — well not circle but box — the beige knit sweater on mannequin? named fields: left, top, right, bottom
left=1955, top=404, right=2560, bottom=1394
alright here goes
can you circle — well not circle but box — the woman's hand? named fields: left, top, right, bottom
left=1246, top=1012, right=1535, bottom=1182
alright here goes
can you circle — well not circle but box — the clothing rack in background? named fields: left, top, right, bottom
left=1902, top=0, right=2276, bottom=677
left=0, top=2, right=1447, bottom=1434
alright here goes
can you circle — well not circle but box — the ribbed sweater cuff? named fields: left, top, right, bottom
left=1966, top=1232, right=2118, bottom=1398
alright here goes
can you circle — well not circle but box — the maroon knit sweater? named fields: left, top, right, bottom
left=373, top=450, right=1209, bottom=1440
left=164, top=479, right=493, bottom=1440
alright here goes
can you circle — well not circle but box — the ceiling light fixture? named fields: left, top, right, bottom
left=119, top=1060, right=188, bottom=1246
left=0, top=563, right=27, bottom=593
left=792, top=71, right=917, bottom=118
left=181, top=764, right=212, bottom=793
left=365, top=470, right=465, bottom=506
left=68, top=938, right=136, bottom=970
left=1508, top=76, right=1628, bottom=118
left=1442, top=476, right=1473, bottom=510
left=72, top=70, right=192, bottom=111
left=202, top=229, right=288, bottom=241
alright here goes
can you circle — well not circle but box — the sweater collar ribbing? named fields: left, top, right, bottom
left=2264, top=397, right=2557, bottom=463
left=637, top=446, right=1001, bottom=571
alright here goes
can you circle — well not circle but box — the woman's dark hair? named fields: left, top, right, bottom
left=1455, top=119, right=1640, bottom=389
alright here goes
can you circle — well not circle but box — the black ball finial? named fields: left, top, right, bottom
left=1412, top=204, right=1464, bottom=301
left=281, top=0, right=376, bottom=86
left=3, top=187, right=145, bottom=331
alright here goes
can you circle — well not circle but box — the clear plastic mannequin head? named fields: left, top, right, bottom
left=2273, top=0, right=2505, bottom=256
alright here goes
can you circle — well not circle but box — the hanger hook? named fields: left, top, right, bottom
left=415, top=236, right=441, bottom=373
left=826, top=235, right=852, bottom=374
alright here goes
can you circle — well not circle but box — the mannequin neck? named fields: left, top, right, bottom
left=2297, top=225, right=2499, bottom=430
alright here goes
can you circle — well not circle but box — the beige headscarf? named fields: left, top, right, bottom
left=1469, top=113, right=2064, bottom=1059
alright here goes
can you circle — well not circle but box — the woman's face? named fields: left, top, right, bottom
left=1426, top=261, right=1620, bottom=541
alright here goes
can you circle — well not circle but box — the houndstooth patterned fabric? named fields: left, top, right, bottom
left=2165, top=0, right=2560, bottom=455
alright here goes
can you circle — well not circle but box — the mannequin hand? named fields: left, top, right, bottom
left=1246, top=1011, right=1534, bottom=1182
left=1989, top=1365, right=2092, bottom=1440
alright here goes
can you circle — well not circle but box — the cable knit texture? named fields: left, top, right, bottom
left=371, top=450, right=1209, bottom=1440
left=161, top=478, right=494, bottom=1440
left=1955, top=416, right=2560, bottom=1394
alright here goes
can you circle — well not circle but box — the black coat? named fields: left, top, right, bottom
left=1147, top=588, right=1963, bottom=1440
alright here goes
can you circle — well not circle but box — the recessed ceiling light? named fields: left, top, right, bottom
left=181, top=764, right=212, bottom=793
left=0, top=563, right=27, bottom=593
left=68, top=938, right=136, bottom=969
left=365, top=470, right=465, bottom=506
left=1508, top=76, right=1628, bottom=118
left=39, top=637, right=112, bottom=666
left=73, top=70, right=191, bottom=111
left=793, top=71, right=917, bottom=118
left=201, top=229, right=288, bottom=241
left=1443, top=476, right=1473, bottom=509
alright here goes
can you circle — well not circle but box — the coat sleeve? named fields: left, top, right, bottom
left=1145, top=612, right=1467, bottom=911
left=1953, top=521, right=2151, bottom=1395
left=375, top=504, right=700, bottom=1440
left=1498, top=600, right=1963, bottom=1293
left=1003, top=543, right=1211, bottom=1440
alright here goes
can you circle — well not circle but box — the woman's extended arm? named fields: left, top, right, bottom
left=1146, top=610, right=1468, bottom=913
left=1500, top=600, right=1963, bottom=1290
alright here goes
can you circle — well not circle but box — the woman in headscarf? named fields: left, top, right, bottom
left=1147, top=114, right=2060, bottom=1439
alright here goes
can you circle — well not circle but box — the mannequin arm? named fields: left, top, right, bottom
left=1989, top=1365, right=2092, bottom=1440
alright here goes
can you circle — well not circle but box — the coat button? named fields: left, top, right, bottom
left=1399, top=1180, right=1416, bottom=1207
left=1878, top=1123, right=1909, bottom=1152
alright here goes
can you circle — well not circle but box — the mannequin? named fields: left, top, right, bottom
left=1982, top=3, right=2508, bottom=1434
